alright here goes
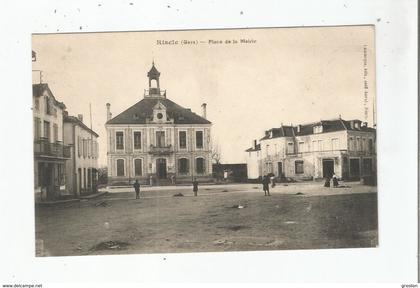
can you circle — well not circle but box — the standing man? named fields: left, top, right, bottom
left=133, top=179, right=140, bottom=199
left=193, top=178, right=199, bottom=197
left=262, top=175, right=271, bottom=196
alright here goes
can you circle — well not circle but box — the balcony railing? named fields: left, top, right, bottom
left=34, top=139, right=71, bottom=159
left=144, top=88, right=166, bottom=97
left=148, top=144, right=173, bottom=155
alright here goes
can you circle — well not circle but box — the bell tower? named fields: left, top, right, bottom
left=146, top=61, right=165, bottom=98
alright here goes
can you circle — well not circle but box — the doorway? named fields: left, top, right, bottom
left=350, top=158, right=360, bottom=179
left=322, top=159, right=334, bottom=178
left=277, top=162, right=283, bottom=178
left=156, top=158, right=167, bottom=179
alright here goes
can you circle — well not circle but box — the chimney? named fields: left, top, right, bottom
left=106, top=103, right=112, bottom=121
left=350, top=120, right=355, bottom=129
left=253, top=139, right=257, bottom=149
left=297, top=124, right=302, bottom=133
left=77, top=114, right=83, bottom=122
left=201, top=103, right=207, bottom=119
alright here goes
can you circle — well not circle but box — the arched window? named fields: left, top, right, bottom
left=178, top=158, right=189, bottom=174
left=116, top=159, right=125, bottom=176
left=134, top=159, right=142, bottom=176
left=150, top=79, right=158, bottom=88
left=196, top=157, right=205, bottom=174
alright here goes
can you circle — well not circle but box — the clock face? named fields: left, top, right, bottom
left=157, top=113, right=163, bottom=119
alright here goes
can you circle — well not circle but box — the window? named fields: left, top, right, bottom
left=362, top=138, right=366, bottom=152
left=196, top=131, right=203, bottom=149
left=362, top=158, right=373, bottom=175
left=83, top=139, right=87, bottom=158
left=266, top=144, right=270, bottom=156
left=53, top=123, right=58, bottom=142
left=368, top=139, right=373, bottom=152
left=134, top=159, right=142, bottom=176
left=287, top=142, right=294, bottom=154
left=156, top=131, right=165, bottom=147
left=178, top=158, right=189, bottom=174
left=331, top=138, right=339, bottom=150
left=318, top=140, right=323, bottom=151
left=133, top=131, right=141, bottom=150
left=34, top=98, right=40, bottom=111
left=349, top=137, right=354, bottom=151
left=43, top=121, right=50, bottom=140
left=34, top=117, right=41, bottom=140
left=356, top=138, right=361, bottom=151
left=298, top=142, right=305, bottom=153
left=179, top=131, right=187, bottom=149
left=116, top=131, right=124, bottom=150
left=78, top=137, right=82, bottom=157
left=45, top=96, right=51, bottom=115
left=313, top=125, right=323, bottom=134
left=196, top=158, right=205, bottom=174
left=117, top=159, right=125, bottom=176
left=312, top=140, right=317, bottom=151
left=87, top=139, right=91, bottom=158
left=295, top=160, right=304, bottom=174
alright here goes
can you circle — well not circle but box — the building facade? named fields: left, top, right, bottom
left=105, top=64, right=213, bottom=185
left=246, top=118, right=376, bottom=181
left=245, top=140, right=261, bottom=180
left=63, top=114, right=99, bottom=196
left=33, top=83, right=71, bottom=201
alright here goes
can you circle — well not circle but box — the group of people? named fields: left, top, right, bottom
left=132, top=178, right=200, bottom=199
left=324, top=173, right=339, bottom=188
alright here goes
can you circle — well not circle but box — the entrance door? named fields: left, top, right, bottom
left=156, top=158, right=167, bottom=179
left=350, top=158, right=360, bottom=179
left=41, top=163, right=54, bottom=200
left=277, top=162, right=283, bottom=178
left=322, top=159, right=334, bottom=178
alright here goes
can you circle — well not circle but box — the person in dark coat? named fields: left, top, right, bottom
left=193, top=178, right=199, bottom=196
left=324, top=176, right=331, bottom=187
left=262, top=175, right=271, bottom=196
left=332, top=173, right=339, bottom=188
left=133, top=179, right=140, bottom=199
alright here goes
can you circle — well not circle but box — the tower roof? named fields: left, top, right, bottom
left=147, top=63, right=160, bottom=78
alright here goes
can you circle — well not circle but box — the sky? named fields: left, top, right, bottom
left=32, top=26, right=376, bottom=166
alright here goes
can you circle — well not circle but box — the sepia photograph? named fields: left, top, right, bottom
left=32, top=26, right=378, bottom=257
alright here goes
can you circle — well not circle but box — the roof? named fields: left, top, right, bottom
left=32, top=83, right=66, bottom=109
left=260, top=118, right=376, bottom=141
left=147, top=63, right=160, bottom=78
left=64, top=115, right=99, bottom=137
left=106, top=97, right=211, bottom=125
left=245, top=143, right=261, bottom=152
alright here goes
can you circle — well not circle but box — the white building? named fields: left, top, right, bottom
left=105, top=63, right=213, bottom=185
left=246, top=118, right=376, bottom=181
left=63, top=113, right=99, bottom=196
left=245, top=140, right=261, bottom=180
left=33, top=83, right=71, bottom=201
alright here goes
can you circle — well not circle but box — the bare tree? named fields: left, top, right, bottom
left=211, top=143, right=223, bottom=182
left=211, top=143, right=222, bottom=165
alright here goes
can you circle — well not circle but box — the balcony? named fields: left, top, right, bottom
left=144, top=88, right=166, bottom=97
left=148, top=144, right=173, bottom=155
left=34, top=139, right=71, bottom=159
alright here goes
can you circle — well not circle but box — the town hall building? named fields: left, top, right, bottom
left=105, top=63, right=213, bottom=185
